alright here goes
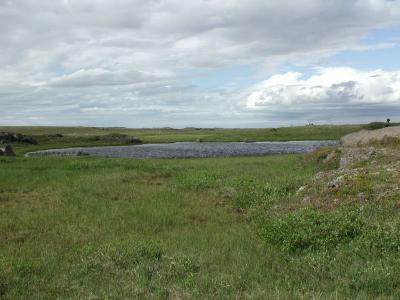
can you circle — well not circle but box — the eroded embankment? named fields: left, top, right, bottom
left=297, top=144, right=400, bottom=207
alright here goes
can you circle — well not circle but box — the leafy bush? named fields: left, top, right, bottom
left=351, top=223, right=400, bottom=255
left=302, top=147, right=341, bottom=171
left=0, top=273, right=7, bottom=298
left=364, top=122, right=387, bottom=130
left=259, top=208, right=363, bottom=253
left=233, top=181, right=291, bottom=209
left=363, top=122, right=399, bottom=130
left=176, top=170, right=224, bottom=189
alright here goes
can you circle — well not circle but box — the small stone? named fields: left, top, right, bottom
left=77, top=151, right=90, bottom=156
left=297, top=186, right=306, bottom=194
left=243, top=138, right=256, bottom=143
left=327, top=176, right=344, bottom=188
left=358, top=192, right=366, bottom=201
left=324, top=151, right=337, bottom=163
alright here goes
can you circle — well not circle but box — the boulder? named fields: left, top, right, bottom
left=243, top=138, right=256, bottom=143
left=0, top=132, right=38, bottom=145
left=0, top=145, right=16, bottom=156
left=341, top=126, right=400, bottom=146
left=0, top=132, right=11, bottom=143
left=21, top=136, right=38, bottom=145
left=126, top=136, right=142, bottom=144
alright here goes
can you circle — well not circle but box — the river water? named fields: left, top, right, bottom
left=26, top=140, right=338, bottom=158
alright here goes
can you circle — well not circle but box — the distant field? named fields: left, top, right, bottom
left=0, top=124, right=361, bottom=155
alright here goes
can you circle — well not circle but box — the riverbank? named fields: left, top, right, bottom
left=1, top=124, right=360, bottom=155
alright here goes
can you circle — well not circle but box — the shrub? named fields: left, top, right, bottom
left=302, top=147, right=341, bottom=171
left=363, top=122, right=388, bottom=130
left=259, top=208, right=363, bottom=253
left=233, top=181, right=291, bottom=209
left=363, top=121, right=399, bottom=130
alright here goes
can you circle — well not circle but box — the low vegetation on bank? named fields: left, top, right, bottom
left=1, top=125, right=399, bottom=298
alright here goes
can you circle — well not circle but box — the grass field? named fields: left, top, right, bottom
left=1, top=154, right=318, bottom=299
left=1, top=125, right=400, bottom=299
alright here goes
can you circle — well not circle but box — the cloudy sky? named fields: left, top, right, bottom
left=1, top=0, right=400, bottom=127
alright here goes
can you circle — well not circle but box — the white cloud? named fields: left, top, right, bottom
left=1, top=0, right=400, bottom=126
left=247, top=68, right=400, bottom=109
left=46, top=68, right=172, bottom=88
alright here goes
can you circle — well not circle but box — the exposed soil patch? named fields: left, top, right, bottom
left=297, top=144, right=400, bottom=208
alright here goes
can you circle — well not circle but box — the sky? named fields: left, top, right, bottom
left=1, top=0, right=400, bottom=128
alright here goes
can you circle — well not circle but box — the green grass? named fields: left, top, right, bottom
left=0, top=154, right=318, bottom=299
left=362, top=122, right=400, bottom=130
left=2, top=151, right=400, bottom=299
left=1, top=125, right=400, bottom=299
left=0, top=124, right=361, bottom=155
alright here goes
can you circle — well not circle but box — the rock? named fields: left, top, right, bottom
left=327, top=176, right=344, bottom=188
left=324, top=151, right=337, bottom=163
left=0, top=132, right=10, bottom=143
left=77, top=151, right=90, bottom=156
left=0, top=145, right=16, bottom=156
left=197, top=138, right=204, bottom=143
left=243, top=138, right=256, bottom=143
left=21, top=136, right=38, bottom=145
left=126, top=136, right=142, bottom=144
left=0, top=132, right=38, bottom=145
left=297, top=186, right=306, bottom=194
left=341, top=126, right=400, bottom=146
left=358, top=192, right=366, bottom=201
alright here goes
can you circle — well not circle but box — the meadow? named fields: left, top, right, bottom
left=1, top=124, right=400, bottom=299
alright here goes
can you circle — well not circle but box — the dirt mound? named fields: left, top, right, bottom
left=340, top=126, right=400, bottom=146
left=297, top=145, right=400, bottom=208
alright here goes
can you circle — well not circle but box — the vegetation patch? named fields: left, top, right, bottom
left=259, top=207, right=363, bottom=253
left=1, top=126, right=400, bottom=298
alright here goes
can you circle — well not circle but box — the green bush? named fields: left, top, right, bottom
left=363, top=122, right=399, bottom=130
left=363, top=122, right=387, bottom=130
left=259, top=208, right=363, bottom=253
left=233, top=182, right=291, bottom=209
left=351, top=223, right=400, bottom=255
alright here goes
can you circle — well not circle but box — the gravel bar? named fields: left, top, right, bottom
left=25, top=141, right=338, bottom=159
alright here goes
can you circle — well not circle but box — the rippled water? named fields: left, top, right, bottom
left=26, top=140, right=338, bottom=158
